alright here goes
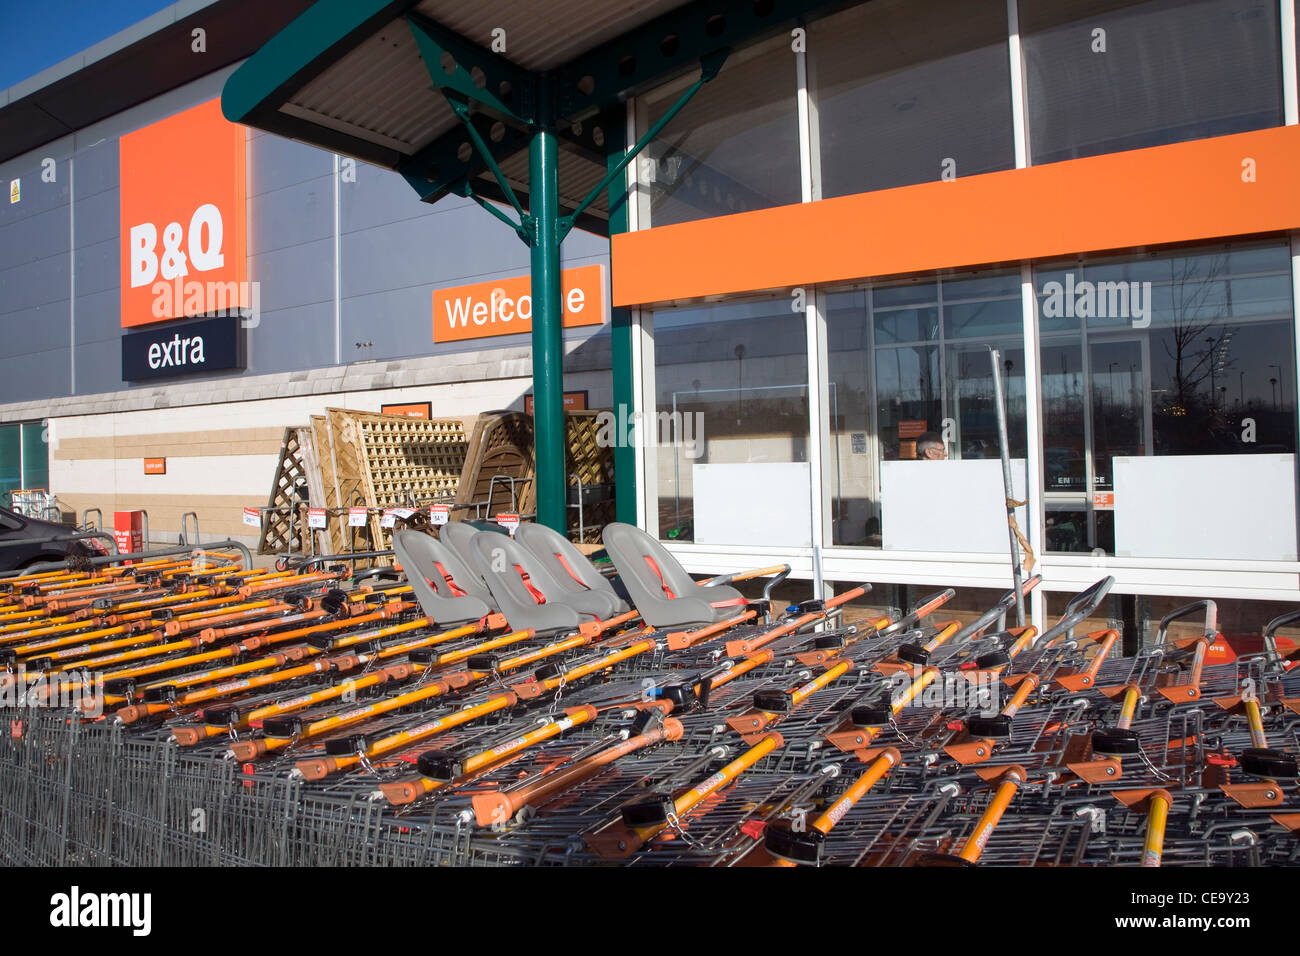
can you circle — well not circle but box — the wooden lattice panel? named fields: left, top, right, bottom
left=256, top=428, right=310, bottom=555
left=454, top=411, right=533, bottom=518
left=564, top=410, right=616, bottom=543
left=511, top=410, right=615, bottom=542
left=308, top=410, right=363, bottom=554
left=327, top=409, right=472, bottom=551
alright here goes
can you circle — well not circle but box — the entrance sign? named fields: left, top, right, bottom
left=432, top=264, right=605, bottom=343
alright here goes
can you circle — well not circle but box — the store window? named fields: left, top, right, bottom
left=1020, top=0, right=1284, bottom=165
left=0, top=422, right=50, bottom=508
left=808, top=0, right=1015, bottom=198
left=826, top=269, right=1027, bottom=547
left=636, top=35, right=800, bottom=228
left=1035, top=239, right=1296, bottom=555
left=652, top=297, right=809, bottom=544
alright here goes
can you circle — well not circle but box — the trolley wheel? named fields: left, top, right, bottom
left=850, top=704, right=892, bottom=728
left=416, top=749, right=462, bottom=782
left=141, top=684, right=177, bottom=704
left=975, top=648, right=1011, bottom=669
left=620, top=797, right=676, bottom=828
left=201, top=705, right=240, bottom=727
left=966, top=715, right=1013, bottom=739
left=1239, top=747, right=1299, bottom=779
left=261, top=715, right=304, bottom=739
left=324, top=734, right=369, bottom=756
left=897, top=643, right=930, bottom=665
left=764, top=823, right=825, bottom=865
left=1091, top=727, right=1141, bottom=757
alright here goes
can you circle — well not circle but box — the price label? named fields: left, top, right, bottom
left=348, top=507, right=368, bottom=527
left=430, top=504, right=450, bottom=526
left=308, top=508, right=327, bottom=529
left=242, top=507, right=261, bottom=528
left=382, top=507, right=416, bottom=529
left=495, top=512, right=520, bottom=535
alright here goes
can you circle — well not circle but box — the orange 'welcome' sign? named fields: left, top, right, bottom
left=119, top=99, right=247, bottom=328
left=431, top=264, right=605, bottom=343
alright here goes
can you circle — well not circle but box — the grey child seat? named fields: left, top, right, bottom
left=392, top=529, right=496, bottom=625
left=514, top=522, right=629, bottom=620
left=438, top=519, right=495, bottom=574
left=467, top=529, right=613, bottom=634
left=601, top=522, right=746, bottom=628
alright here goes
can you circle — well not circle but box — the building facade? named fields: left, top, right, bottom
left=2, top=0, right=1299, bottom=637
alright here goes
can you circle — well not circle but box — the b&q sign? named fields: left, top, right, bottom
left=431, top=264, right=606, bottom=343
left=119, top=99, right=247, bottom=328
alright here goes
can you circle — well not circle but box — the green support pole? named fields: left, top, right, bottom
left=606, top=114, right=638, bottom=524
left=530, top=77, right=567, bottom=532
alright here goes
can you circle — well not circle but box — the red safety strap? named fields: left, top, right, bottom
left=431, top=561, right=468, bottom=598
left=514, top=566, right=547, bottom=604
left=553, top=552, right=590, bottom=589
left=643, top=556, right=676, bottom=600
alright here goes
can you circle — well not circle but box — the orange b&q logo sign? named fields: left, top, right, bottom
left=119, top=99, right=247, bottom=328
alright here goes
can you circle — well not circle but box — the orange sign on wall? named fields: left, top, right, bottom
left=119, top=99, right=248, bottom=328
left=381, top=402, right=432, bottom=419
left=143, top=458, right=166, bottom=475
left=524, top=391, right=588, bottom=415
left=432, top=264, right=605, bottom=343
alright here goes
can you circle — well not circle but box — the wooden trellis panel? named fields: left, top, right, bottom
left=256, top=428, right=310, bottom=555
left=454, top=411, right=533, bottom=518
left=329, top=409, right=472, bottom=551
left=514, top=410, right=615, bottom=542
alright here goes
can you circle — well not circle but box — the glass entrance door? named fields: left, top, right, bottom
left=1087, top=337, right=1148, bottom=552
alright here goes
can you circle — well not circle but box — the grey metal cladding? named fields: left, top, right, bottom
left=340, top=157, right=465, bottom=235
left=341, top=285, right=442, bottom=362
left=71, top=188, right=120, bottom=248
left=71, top=139, right=120, bottom=200
left=244, top=300, right=336, bottom=375
left=342, top=201, right=530, bottom=300
left=0, top=342, right=71, bottom=401
left=73, top=235, right=119, bottom=298
left=0, top=205, right=70, bottom=271
left=248, top=174, right=334, bottom=255
left=74, top=339, right=123, bottom=396
left=0, top=300, right=71, bottom=355
left=73, top=288, right=122, bottom=345
left=0, top=254, right=70, bottom=316
left=248, top=131, right=333, bottom=197
left=0, top=158, right=71, bottom=226
left=251, top=237, right=335, bottom=311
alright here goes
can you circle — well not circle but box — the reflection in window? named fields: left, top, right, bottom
left=808, top=0, right=1014, bottom=197
left=826, top=269, right=1026, bottom=547
left=1021, top=0, right=1283, bottom=164
left=1036, top=238, right=1296, bottom=554
left=637, top=36, right=800, bottom=227
left=653, top=298, right=809, bottom=541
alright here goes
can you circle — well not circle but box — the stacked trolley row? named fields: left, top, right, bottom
left=0, top=524, right=1297, bottom=866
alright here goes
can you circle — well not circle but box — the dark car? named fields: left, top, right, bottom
left=0, top=505, right=104, bottom=573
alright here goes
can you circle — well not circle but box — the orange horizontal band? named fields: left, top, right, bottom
left=612, top=125, right=1300, bottom=307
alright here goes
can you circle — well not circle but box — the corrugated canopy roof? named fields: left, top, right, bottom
left=222, top=0, right=850, bottom=231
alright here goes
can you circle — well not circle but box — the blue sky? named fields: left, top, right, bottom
left=0, top=0, right=177, bottom=90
